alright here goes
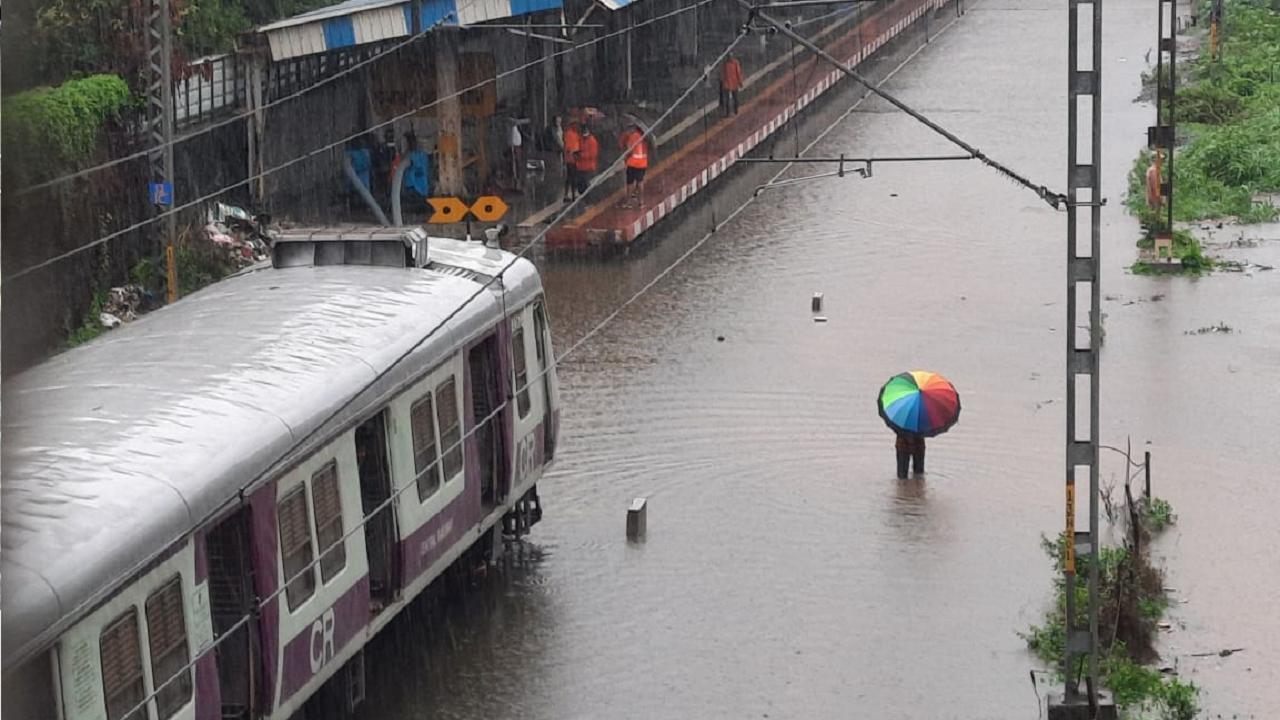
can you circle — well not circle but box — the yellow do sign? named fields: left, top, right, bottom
left=427, top=196, right=509, bottom=224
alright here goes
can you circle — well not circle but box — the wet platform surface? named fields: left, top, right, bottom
left=545, top=0, right=943, bottom=252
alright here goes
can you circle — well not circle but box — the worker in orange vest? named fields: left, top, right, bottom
left=721, top=52, right=744, bottom=116
left=574, top=124, right=600, bottom=196
left=563, top=117, right=582, bottom=203
left=619, top=123, right=649, bottom=208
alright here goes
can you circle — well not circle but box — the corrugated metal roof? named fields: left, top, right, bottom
left=1, top=237, right=542, bottom=668
left=258, top=0, right=567, bottom=61
left=259, top=0, right=406, bottom=31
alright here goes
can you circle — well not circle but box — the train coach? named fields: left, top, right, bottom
left=2, top=227, right=559, bottom=720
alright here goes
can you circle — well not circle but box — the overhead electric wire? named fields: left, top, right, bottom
left=741, top=0, right=1070, bottom=209
left=9, top=7, right=474, bottom=198
left=9, top=0, right=593, bottom=198
left=98, top=28, right=750, bottom=720
left=1, top=0, right=721, bottom=285
left=791, top=3, right=859, bottom=28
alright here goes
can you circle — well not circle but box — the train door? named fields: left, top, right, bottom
left=355, top=413, right=400, bottom=613
left=206, top=507, right=262, bottom=719
left=469, top=334, right=508, bottom=510
left=532, top=301, right=557, bottom=461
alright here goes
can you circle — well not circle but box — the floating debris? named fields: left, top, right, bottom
left=1185, top=322, right=1234, bottom=335
left=1216, top=259, right=1274, bottom=273
left=1187, top=647, right=1245, bottom=658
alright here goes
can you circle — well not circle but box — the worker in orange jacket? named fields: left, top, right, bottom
left=619, top=124, right=649, bottom=208
left=721, top=52, right=744, bottom=116
left=574, top=124, right=600, bottom=196
left=563, top=118, right=582, bottom=203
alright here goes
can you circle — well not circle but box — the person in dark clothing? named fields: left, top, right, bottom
left=895, top=432, right=926, bottom=479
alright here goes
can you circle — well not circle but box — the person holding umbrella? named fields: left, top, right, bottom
left=877, top=370, right=961, bottom=479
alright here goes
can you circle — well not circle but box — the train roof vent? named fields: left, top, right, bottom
left=425, top=261, right=494, bottom=285
left=270, top=227, right=429, bottom=269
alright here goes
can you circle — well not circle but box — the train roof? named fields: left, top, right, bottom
left=1, top=236, right=541, bottom=669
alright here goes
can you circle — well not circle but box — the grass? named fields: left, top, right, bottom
left=1124, top=1, right=1280, bottom=228
left=1022, top=495, right=1198, bottom=719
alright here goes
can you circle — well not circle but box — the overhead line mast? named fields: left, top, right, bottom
left=737, top=0, right=1113, bottom=714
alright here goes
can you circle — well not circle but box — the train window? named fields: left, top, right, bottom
left=512, top=325, right=531, bottom=418
left=533, top=303, right=548, bottom=367
left=436, top=378, right=463, bottom=481
left=410, top=394, right=441, bottom=500
left=144, top=576, right=193, bottom=719
left=311, top=462, right=347, bottom=582
left=277, top=484, right=316, bottom=610
left=99, top=609, right=145, bottom=720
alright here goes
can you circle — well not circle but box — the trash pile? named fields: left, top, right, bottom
left=204, top=202, right=269, bottom=269
left=93, top=203, right=269, bottom=333
left=98, top=284, right=157, bottom=329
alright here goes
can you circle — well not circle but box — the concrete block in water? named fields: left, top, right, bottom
left=1047, top=690, right=1117, bottom=720
left=627, top=497, right=647, bottom=540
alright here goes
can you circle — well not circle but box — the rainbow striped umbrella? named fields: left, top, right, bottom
left=877, top=370, right=961, bottom=437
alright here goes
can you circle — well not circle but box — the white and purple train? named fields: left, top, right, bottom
left=2, top=228, right=559, bottom=720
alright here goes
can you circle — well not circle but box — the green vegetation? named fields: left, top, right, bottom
left=1022, top=497, right=1197, bottom=719
left=61, top=238, right=237, bottom=350
left=1125, top=1, right=1280, bottom=228
left=1128, top=222, right=1214, bottom=275
left=1143, top=497, right=1176, bottom=532
left=2, top=0, right=339, bottom=93
left=175, top=240, right=237, bottom=297
left=0, top=74, right=136, bottom=187
left=65, top=291, right=110, bottom=348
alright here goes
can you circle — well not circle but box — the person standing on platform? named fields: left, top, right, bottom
left=619, top=123, right=649, bottom=209
left=562, top=117, right=582, bottom=203
left=574, top=124, right=600, bottom=197
left=721, top=52, right=744, bottom=117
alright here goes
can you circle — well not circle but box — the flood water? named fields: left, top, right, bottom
left=359, top=0, right=1280, bottom=716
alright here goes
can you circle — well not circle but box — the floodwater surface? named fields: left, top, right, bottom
left=358, top=0, right=1280, bottom=717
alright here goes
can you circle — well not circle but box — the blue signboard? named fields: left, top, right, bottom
left=149, top=182, right=173, bottom=206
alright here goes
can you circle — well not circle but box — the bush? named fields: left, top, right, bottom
left=1180, top=108, right=1280, bottom=188
left=1, top=74, right=136, bottom=188
left=1176, top=82, right=1245, bottom=124
left=1127, top=1, right=1280, bottom=226
left=1023, top=495, right=1198, bottom=718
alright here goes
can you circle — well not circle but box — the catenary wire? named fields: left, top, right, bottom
left=11, top=0, right=503, bottom=198
left=1, top=0, right=722, bottom=285
left=102, top=28, right=750, bottom=720
left=742, top=0, right=1070, bottom=208
left=83, top=3, right=978, bottom=707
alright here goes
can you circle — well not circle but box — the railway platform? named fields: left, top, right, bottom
left=540, top=0, right=944, bottom=253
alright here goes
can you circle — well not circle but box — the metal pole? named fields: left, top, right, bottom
left=1166, top=2, right=1176, bottom=235
left=1087, top=0, right=1103, bottom=702
left=1064, top=0, right=1102, bottom=705
left=148, top=0, right=178, bottom=303
left=1144, top=451, right=1151, bottom=499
